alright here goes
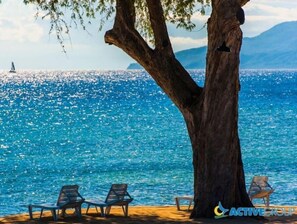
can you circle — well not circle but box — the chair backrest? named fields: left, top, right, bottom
left=248, top=176, right=273, bottom=195
left=105, top=184, right=131, bottom=204
left=56, top=185, right=84, bottom=207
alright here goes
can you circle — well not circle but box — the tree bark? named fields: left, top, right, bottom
left=189, top=0, right=253, bottom=217
left=105, top=0, right=252, bottom=218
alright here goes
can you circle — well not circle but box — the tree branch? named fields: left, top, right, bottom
left=113, top=0, right=135, bottom=29
left=105, top=0, right=203, bottom=110
left=239, top=0, right=249, bottom=7
left=146, top=0, right=173, bottom=54
left=105, top=0, right=154, bottom=65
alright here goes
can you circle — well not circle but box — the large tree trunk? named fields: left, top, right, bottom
left=105, top=0, right=252, bottom=218
left=189, top=0, right=253, bottom=218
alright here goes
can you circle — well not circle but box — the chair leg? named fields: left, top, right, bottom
left=28, top=205, right=33, bottom=220
left=105, top=206, right=111, bottom=215
left=60, top=208, right=66, bottom=217
left=121, top=205, right=126, bottom=216
left=75, top=206, right=82, bottom=217
left=188, top=200, right=193, bottom=211
left=124, top=204, right=129, bottom=217
left=175, top=197, right=181, bottom=211
left=100, top=206, right=105, bottom=217
left=266, top=196, right=270, bottom=207
left=51, top=209, right=57, bottom=221
left=86, top=204, right=90, bottom=214
left=250, top=197, right=254, bottom=205
left=40, top=208, right=44, bottom=219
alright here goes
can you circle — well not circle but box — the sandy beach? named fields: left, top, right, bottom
left=1, top=205, right=297, bottom=224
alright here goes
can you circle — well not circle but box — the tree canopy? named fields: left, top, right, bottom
left=22, top=0, right=210, bottom=46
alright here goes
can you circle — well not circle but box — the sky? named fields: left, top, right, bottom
left=0, top=0, right=297, bottom=70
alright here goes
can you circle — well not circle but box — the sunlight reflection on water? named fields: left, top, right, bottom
left=0, top=70, right=296, bottom=216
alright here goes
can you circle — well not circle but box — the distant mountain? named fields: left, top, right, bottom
left=127, top=46, right=207, bottom=70
left=127, top=21, right=297, bottom=69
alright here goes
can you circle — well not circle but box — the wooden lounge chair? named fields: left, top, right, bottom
left=85, top=183, right=133, bottom=217
left=28, top=185, right=85, bottom=221
left=248, top=176, right=274, bottom=207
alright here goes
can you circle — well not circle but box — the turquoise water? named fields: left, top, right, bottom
left=0, top=70, right=296, bottom=216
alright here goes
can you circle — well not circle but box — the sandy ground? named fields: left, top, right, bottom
left=1, top=205, right=297, bottom=224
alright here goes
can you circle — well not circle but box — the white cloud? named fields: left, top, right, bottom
left=242, top=1, right=297, bottom=37
left=170, top=36, right=207, bottom=52
left=192, top=11, right=210, bottom=24
left=247, top=0, right=297, bottom=9
left=169, top=1, right=297, bottom=51
left=191, top=1, right=297, bottom=38
left=0, top=1, right=44, bottom=42
left=246, top=3, right=297, bottom=21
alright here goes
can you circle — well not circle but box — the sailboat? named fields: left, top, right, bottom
left=9, top=62, right=16, bottom=73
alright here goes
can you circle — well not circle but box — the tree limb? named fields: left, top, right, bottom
left=105, top=0, right=203, bottom=110
left=146, top=0, right=174, bottom=54
left=113, top=0, right=135, bottom=29
left=240, top=0, right=249, bottom=7
left=105, top=0, right=154, bottom=65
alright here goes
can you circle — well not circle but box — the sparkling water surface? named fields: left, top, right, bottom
left=0, top=70, right=296, bottom=216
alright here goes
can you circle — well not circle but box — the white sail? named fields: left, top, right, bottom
left=9, top=62, right=16, bottom=73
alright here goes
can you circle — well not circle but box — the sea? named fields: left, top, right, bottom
left=0, top=70, right=296, bottom=216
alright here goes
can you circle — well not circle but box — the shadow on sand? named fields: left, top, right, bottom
left=1, top=207, right=296, bottom=224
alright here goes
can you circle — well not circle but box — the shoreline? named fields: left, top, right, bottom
left=1, top=205, right=297, bottom=224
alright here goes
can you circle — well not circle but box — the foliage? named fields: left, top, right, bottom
left=20, top=0, right=210, bottom=45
